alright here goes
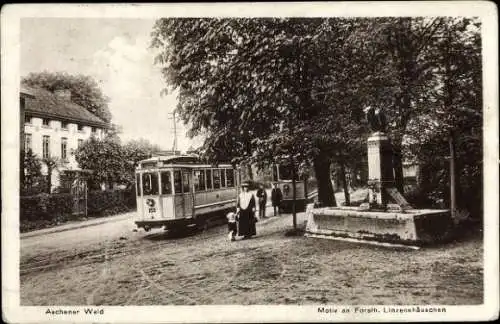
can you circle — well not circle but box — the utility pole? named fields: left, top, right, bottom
left=169, top=111, right=178, bottom=154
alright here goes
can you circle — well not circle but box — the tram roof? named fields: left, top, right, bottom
left=138, top=154, right=232, bottom=169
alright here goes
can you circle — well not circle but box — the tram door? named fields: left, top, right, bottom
left=173, top=169, right=194, bottom=219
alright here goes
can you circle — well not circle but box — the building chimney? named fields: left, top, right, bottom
left=54, top=89, right=71, bottom=101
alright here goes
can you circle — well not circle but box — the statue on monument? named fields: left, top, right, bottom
left=363, top=106, right=387, bottom=133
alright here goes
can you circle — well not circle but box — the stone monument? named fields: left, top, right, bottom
left=305, top=106, right=451, bottom=249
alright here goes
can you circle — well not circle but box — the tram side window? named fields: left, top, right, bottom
left=206, top=169, right=212, bottom=190
left=226, top=169, right=234, bottom=187
left=174, top=170, right=182, bottom=193
left=194, top=170, right=205, bottom=191
left=142, top=172, right=159, bottom=195
left=136, top=174, right=141, bottom=195
left=182, top=171, right=190, bottom=193
left=213, top=169, right=221, bottom=189
left=161, top=171, right=172, bottom=195
left=220, top=169, right=226, bottom=188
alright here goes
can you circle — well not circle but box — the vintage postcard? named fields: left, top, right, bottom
left=1, top=2, right=498, bottom=323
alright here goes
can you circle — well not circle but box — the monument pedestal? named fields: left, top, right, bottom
left=305, top=131, right=451, bottom=249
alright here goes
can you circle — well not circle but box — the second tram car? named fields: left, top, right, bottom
left=135, top=155, right=238, bottom=231
left=272, top=164, right=318, bottom=212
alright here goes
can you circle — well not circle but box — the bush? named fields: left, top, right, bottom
left=20, top=188, right=136, bottom=232
left=20, top=193, right=73, bottom=222
left=87, top=188, right=136, bottom=216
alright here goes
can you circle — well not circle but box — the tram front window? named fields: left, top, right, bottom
left=142, top=172, right=159, bottom=195
left=161, top=171, right=172, bottom=195
left=194, top=170, right=205, bottom=191
left=174, top=170, right=182, bottom=193
left=182, top=171, right=190, bottom=193
left=136, top=174, right=141, bottom=195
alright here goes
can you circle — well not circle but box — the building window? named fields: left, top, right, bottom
left=25, top=134, right=32, bottom=152
left=77, top=139, right=84, bottom=148
left=42, top=119, right=50, bottom=127
left=24, top=115, right=32, bottom=124
left=61, top=121, right=69, bottom=130
left=42, top=135, right=50, bottom=159
left=61, top=137, right=68, bottom=160
left=91, top=127, right=97, bottom=134
left=77, top=124, right=84, bottom=132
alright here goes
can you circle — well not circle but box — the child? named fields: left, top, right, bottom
left=226, top=211, right=238, bottom=241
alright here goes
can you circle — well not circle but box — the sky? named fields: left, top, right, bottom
left=20, top=18, right=204, bottom=152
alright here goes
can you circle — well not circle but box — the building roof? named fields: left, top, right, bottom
left=23, top=86, right=108, bottom=128
left=20, top=86, right=35, bottom=98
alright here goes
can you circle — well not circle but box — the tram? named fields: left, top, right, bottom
left=272, top=163, right=318, bottom=212
left=134, top=155, right=238, bottom=232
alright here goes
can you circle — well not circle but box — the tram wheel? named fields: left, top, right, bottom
left=196, top=219, right=209, bottom=232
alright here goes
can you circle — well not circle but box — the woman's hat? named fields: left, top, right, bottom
left=241, top=181, right=250, bottom=187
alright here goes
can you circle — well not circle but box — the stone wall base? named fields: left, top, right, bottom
left=305, top=205, right=451, bottom=248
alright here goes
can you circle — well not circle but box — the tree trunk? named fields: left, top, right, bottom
left=247, top=164, right=253, bottom=181
left=313, top=151, right=336, bottom=207
left=449, top=133, right=458, bottom=219
left=339, top=159, right=350, bottom=206
left=291, top=157, right=297, bottom=230
left=392, top=143, right=405, bottom=194
left=47, top=168, right=52, bottom=193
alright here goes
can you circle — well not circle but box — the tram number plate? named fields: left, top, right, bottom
left=148, top=207, right=156, bottom=213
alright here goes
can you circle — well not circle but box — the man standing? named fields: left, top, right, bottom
left=256, top=184, right=267, bottom=219
left=271, top=183, right=283, bottom=216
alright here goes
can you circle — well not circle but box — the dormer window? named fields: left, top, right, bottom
left=42, top=119, right=50, bottom=127
left=77, top=124, right=84, bottom=132
left=61, top=121, right=69, bottom=130
left=91, top=127, right=97, bottom=134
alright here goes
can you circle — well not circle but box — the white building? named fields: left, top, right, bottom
left=23, top=87, right=108, bottom=191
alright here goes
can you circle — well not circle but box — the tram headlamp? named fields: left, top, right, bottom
left=146, top=199, right=155, bottom=207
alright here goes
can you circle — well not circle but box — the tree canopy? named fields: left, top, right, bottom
left=151, top=17, right=482, bottom=210
left=75, top=135, right=162, bottom=189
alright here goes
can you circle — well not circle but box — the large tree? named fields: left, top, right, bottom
left=404, top=18, right=482, bottom=216
left=75, top=136, right=163, bottom=190
left=74, top=136, right=127, bottom=189
left=151, top=17, right=482, bottom=212
left=151, top=18, right=372, bottom=207
left=22, top=71, right=112, bottom=123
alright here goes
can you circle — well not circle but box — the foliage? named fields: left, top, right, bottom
left=122, top=138, right=162, bottom=184
left=87, top=189, right=136, bottom=216
left=22, top=149, right=42, bottom=190
left=151, top=17, right=482, bottom=213
left=75, top=136, right=162, bottom=189
left=41, top=156, right=60, bottom=193
left=20, top=188, right=136, bottom=233
left=22, top=71, right=111, bottom=123
left=75, top=136, right=127, bottom=188
left=20, top=193, right=73, bottom=222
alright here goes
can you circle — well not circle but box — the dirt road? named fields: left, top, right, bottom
left=20, top=201, right=483, bottom=305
